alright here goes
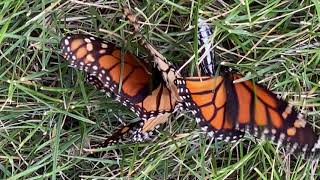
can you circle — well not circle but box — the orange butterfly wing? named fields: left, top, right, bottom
left=177, top=76, right=244, bottom=141
left=61, top=34, right=150, bottom=101
left=60, top=34, right=177, bottom=143
left=175, top=74, right=320, bottom=155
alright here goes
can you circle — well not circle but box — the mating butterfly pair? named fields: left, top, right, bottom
left=60, top=33, right=320, bottom=157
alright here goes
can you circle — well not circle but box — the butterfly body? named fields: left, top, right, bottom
left=198, top=18, right=215, bottom=76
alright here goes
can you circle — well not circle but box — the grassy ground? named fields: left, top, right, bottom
left=1, top=0, right=320, bottom=179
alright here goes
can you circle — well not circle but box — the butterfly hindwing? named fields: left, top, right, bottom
left=230, top=74, right=320, bottom=154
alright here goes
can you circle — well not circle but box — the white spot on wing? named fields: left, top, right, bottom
left=64, top=39, right=69, bottom=45
left=101, top=43, right=108, bottom=48
left=86, top=43, right=93, bottom=51
left=92, top=65, right=98, bottom=70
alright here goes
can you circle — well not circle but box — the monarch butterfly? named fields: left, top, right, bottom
left=175, top=74, right=320, bottom=155
left=60, top=34, right=179, bottom=144
left=135, top=12, right=320, bottom=155
left=122, top=7, right=320, bottom=156
left=195, top=20, right=319, bottom=154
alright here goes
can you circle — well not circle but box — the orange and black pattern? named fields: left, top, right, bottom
left=175, top=73, right=320, bottom=156
left=60, top=34, right=177, bottom=143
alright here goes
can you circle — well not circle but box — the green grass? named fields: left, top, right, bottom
left=1, top=0, right=320, bottom=179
